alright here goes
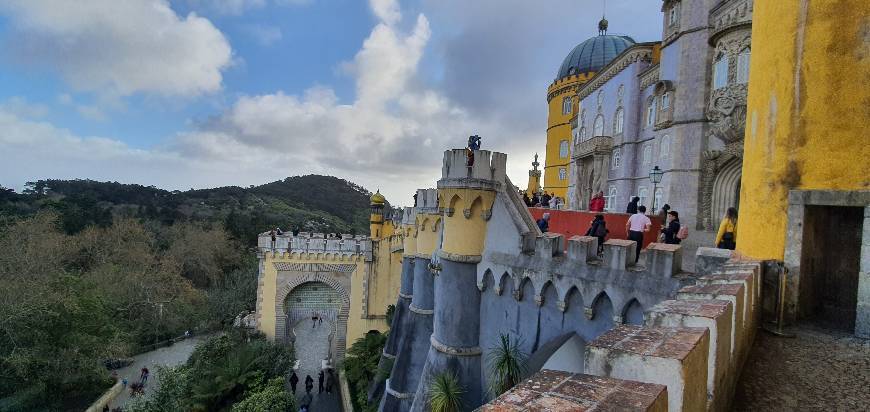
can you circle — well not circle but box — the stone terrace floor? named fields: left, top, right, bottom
left=733, top=323, right=870, bottom=410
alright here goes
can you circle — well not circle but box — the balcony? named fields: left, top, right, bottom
left=573, top=135, right=613, bottom=159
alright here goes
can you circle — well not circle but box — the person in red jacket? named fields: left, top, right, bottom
left=589, top=191, right=605, bottom=212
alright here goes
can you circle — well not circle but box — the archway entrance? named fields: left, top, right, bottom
left=711, top=157, right=741, bottom=225
left=285, top=281, right=342, bottom=361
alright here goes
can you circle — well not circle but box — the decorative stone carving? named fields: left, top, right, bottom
left=697, top=141, right=744, bottom=230
left=707, top=83, right=748, bottom=144
left=463, top=208, right=472, bottom=219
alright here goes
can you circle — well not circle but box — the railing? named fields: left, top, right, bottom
left=573, top=135, right=614, bottom=159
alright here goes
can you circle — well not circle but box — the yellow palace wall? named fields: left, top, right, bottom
left=544, top=73, right=594, bottom=198
left=736, top=0, right=870, bottom=260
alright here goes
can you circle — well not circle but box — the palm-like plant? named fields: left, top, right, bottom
left=428, top=371, right=464, bottom=412
left=190, top=345, right=266, bottom=411
left=486, top=333, right=527, bottom=396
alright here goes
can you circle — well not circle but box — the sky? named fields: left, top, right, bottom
left=0, top=0, right=662, bottom=207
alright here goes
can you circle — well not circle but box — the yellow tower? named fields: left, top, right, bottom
left=370, top=190, right=386, bottom=240
left=736, top=0, right=870, bottom=334
left=544, top=22, right=634, bottom=198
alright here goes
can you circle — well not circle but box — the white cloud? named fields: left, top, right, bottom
left=243, top=24, right=283, bottom=46
left=0, top=97, right=49, bottom=119
left=370, top=0, right=401, bottom=26
left=0, top=0, right=232, bottom=98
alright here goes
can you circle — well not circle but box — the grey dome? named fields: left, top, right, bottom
left=557, top=34, right=635, bottom=79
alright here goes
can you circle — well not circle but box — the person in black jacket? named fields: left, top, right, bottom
left=585, top=214, right=608, bottom=255
left=625, top=196, right=640, bottom=214
left=661, top=211, right=681, bottom=244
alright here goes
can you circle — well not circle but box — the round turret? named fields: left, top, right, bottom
left=370, top=190, right=386, bottom=206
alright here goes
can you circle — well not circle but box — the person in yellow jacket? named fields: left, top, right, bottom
left=715, top=207, right=738, bottom=250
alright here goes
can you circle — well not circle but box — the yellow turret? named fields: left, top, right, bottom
left=370, top=190, right=386, bottom=240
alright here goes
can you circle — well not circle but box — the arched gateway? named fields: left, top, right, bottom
left=276, top=272, right=351, bottom=361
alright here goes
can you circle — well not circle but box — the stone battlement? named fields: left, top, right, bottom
left=438, top=149, right=507, bottom=189
left=415, top=188, right=438, bottom=213
left=258, top=232, right=372, bottom=256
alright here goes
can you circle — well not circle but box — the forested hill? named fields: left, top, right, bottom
left=0, top=175, right=379, bottom=243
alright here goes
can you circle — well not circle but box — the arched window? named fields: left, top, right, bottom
left=646, top=98, right=657, bottom=127
left=638, top=187, right=649, bottom=207
left=661, top=92, right=670, bottom=110
left=660, top=135, right=671, bottom=158
left=642, top=144, right=652, bottom=164
left=713, top=52, right=729, bottom=89
left=559, top=140, right=569, bottom=158
left=606, top=186, right=617, bottom=211
left=562, top=96, right=572, bottom=115
left=593, top=114, right=604, bottom=136
left=580, top=126, right=588, bottom=140
left=614, top=107, right=625, bottom=135
left=736, top=48, right=751, bottom=83
left=654, top=188, right=664, bottom=211
left=611, top=148, right=621, bottom=169
left=558, top=168, right=567, bottom=180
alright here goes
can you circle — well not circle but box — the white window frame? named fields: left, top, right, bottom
left=558, top=168, right=567, bottom=181
left=562, top=96, right=572, bottom=115
left=614, top=107, right=624, bottom=135
left=611, top=148, right=621, bottom=169
left=660, top=135, right=671, bottom=159
left=638, top=187, right=649, bottom=207
left=606, top=186, right=617, bottom=211
left=559, top=140, right=569, bottom=158
left=736, top=48, right=751, bottom=84
left=713, top=53, right=729, bottom=89
left=654, top=188, right=663, bottom=211
left=661, top=92, right=670, bottom=110
left=669, top=7, right=678, bottom=27
left=580, top=126, right=588, bottom=140
left=593, top=114, right=604, bottom=136
left=642, top=144, right=652, bottom=165
left=647, top=99, right=657, bottom=126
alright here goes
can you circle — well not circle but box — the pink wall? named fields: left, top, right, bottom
left=528, top=208, right=663, bottom=249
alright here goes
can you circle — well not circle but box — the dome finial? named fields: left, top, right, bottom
left=598, top=0, right=608, bottom=35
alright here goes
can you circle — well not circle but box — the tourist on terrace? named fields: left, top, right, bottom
left=585, top=214, right=608, bottom=255
left=269, top=229, right=276, bottom=250
left=531, top=192, right=540, bottom=207
left=661, top=211, right=682, bottom=245
left=541, top=192, right=552, bottom=208
left=589, top=191, right=605, bottom=212
left=625, top=205, right=651, bottom=263
left=537, top=213, right=550, bottom=233
left=716, top=207, right=738, bottom=250
left=522, top=192, right=532, bottom=206
left=625, top=196, right=640, bottom=214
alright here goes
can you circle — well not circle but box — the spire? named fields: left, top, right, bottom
left=598, top=0, right=608, bottom=35
left=532, top=153, right=540, bottom=171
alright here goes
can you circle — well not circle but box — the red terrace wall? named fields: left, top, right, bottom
left=528, top=208, right=663, bottom=249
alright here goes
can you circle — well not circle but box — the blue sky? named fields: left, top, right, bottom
left=0, top=0, right=661, bottom=206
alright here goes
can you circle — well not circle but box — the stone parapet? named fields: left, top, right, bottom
left=535, top=233, right=564, bottom=259
left=603, top=239, right=637, bottom=270
left=438, top=149, right=507, bottom=190
left=646, top=299, right=734, bottom=411
left=695, top=247, right=733, bottom=275
left=678, top=283, right=746, bottom=365
left=585, top=325, right=709, bottom=412
left=478, top=370, right=668, bottom=412
left=567, top=235, right=598, bottom=263
left=645, top=243, right=683, bottom=277
left=258, top=232, right=373, bottom=258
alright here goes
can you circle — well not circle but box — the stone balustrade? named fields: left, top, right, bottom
left=257, top=231, right=372, bottom=256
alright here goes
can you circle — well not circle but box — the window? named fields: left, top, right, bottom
left=713, top=53, right=729, bottom=89
left=606, top=186, right=617, bottom=211
left=559, top=168, right=567, bottom=180
left=647, top=99, right=657, bottom=126
left=654, top=188, right=664, bottom=211
left=642, top=144, right=652, bottom=164
left=597, top=90, right=604, bottom=107
left=638, top=187, right=649, bottom=207
left=611, top=148, right=621, bottom=169
left=580, top=126, right=588, bottom=140
left=593, top=114, right=604, bottom=136
left=562, top=96, right=572, bottom=115
left=736, top=48, right=751, bottom=84
left=614, top=107, right=625, bottom=135
left=661, top=92, right=670, bottom=110
left=660, top=135, right=671, bottom=158
left=559, top=140, right=569, bottom=158
left=617, top=84, right=625, bottom=100
left=669, top=7, right=678, bottom=26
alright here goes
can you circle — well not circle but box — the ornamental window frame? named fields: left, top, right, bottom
left=642, top=143, right=652, bottom=164
left=593, top=114, right=605, bottom=137
left=558, top=168, right=567, bottom=181
left=614, top=107, right=625, bottom=135
left=646, top=97, right=657, bottom=127
left=559, top=140, right=569, bottom=158
left=562, top=96, right=573, bottom=115
left=611, top=148, right=621, bottom=170
left=736, top=47, right=751, bottom=84
left=661, top=92, right=670, bottom=110
left=638, top=186, right=649, bottom=207
left=660, top=134, right=671, bottom=159
left=669, top=7, right=678, bottom=26
left=606, top=186, right=617, bottom=211
left=713, top=52, right=729, bottom=89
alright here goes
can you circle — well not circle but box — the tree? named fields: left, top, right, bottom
left=486, top=334, right=527, bottom=397
left=343, top=331, right=387, bottom=412
left=231, top=377, right=295, bottom=412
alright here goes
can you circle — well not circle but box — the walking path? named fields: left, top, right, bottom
left=291, top=320, right=341, bottom=411
left=108, top=334, right=212, bottom=409
left=733, top=323, right=870, bottom=410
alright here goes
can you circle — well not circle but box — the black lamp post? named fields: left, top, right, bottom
left=649, top=166, right=663, bottom=211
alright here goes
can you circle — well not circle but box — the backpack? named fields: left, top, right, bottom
left=594, top=221, right=608, bottom=238
left=677, top=225, right=689, bottom=240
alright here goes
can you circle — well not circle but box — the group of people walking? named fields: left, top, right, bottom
left=534, top=194, right=739, bottom=264
left=289, top=369, right=335, bottom=411
left=522, top=191, right=564, bottom=209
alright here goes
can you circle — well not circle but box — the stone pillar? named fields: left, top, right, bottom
left=381, top=209, right=440, bottom=412
left=410, top=149, right=504, bottom=411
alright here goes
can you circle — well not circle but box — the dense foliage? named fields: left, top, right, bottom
left=428, top=372, right=464, bottom=412
left=343, top=331, right=388, bottom=412
left=126, top=331, right=296, bottom=412
left=0, top=213, right=252, bottom=410
left=0, top=175, right=377, bottom=244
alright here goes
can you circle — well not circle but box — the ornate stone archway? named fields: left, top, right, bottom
left=275, top=272, right=352, bottom=361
